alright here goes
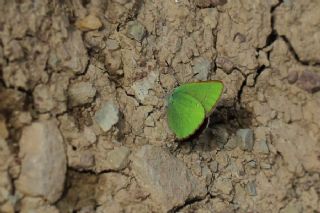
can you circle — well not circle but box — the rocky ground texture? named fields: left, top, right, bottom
left=0, top=0, right=320, bottom=212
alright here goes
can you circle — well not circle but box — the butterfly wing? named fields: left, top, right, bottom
left=167, top=92, right=205, bottom=139
left=174, top=80, right=224, bottom=115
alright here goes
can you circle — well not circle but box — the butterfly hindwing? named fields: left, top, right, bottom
left=167, top=91, right=205, bottom=139
left=173, top=81, right=224, bottom=115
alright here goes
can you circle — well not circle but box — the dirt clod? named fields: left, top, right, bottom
left=296, top=70, right=320, bottom=93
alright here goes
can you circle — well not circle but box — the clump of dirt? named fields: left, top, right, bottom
left=0, top=0, right=320, bottom=212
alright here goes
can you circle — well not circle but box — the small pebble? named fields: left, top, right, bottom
left=236, top=129, right=254, bottom=151
left=95, top=101, right=119, bottom=132
left=145, top=116, right=155, bottom=127
left=216, top=57, right=234, bottom=74
left=247, top=160, right=257, bottom=168
left=234, top=33, right=246, bottom=43
left=255, top=139, right=269, bottom=154
left=126, top=21, right=146, bottom=42
left=246, top=181, right=257, bottom=196
left=287, top=70, right=298, bottom=84
left=76, top=14, right=102, bottom=31
left=192, top=57, right=211, bottom=81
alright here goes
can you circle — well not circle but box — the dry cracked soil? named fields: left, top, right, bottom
left=0, top=0, right=320, bottom=212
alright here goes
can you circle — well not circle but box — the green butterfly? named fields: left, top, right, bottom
left=167, top=81, right=224, bottom=140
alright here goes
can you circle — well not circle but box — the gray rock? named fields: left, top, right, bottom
left=287, top=70, right=298, bottom=84
left=68, top=82, right=96, bottom=107
left=192, top=57, right=211, bottom=81
left=224, top=136, right=238, bottom=150
left=106, top=146, right=131, bottom=170
left=126, top=21, right=146, bottom=42
left=236, top=129, right=254, bottom=151
left=95, top=101, right=119, bottom=132
left=131, top=145, right=206, bottom=212
left=255, top=139, right=269, bottom=154
left=246, top=181, right=257, bottom=196
left=15, top=120, right=66, bottom=203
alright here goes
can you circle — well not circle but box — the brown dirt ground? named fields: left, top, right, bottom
left=0, top=0, right=320, bottom=212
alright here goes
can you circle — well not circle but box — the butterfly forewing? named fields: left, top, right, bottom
left=167, top=91, right=205, bottom=139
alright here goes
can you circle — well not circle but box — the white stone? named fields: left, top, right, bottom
left=15, top=120, right=66, bottom=203
left=192, top=57, right=211, bottom=81
left=131, top=71, right=158, bottom=102
left=95, top=101, right=119, bottom=132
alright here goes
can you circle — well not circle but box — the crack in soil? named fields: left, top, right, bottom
left=281, top=35, right=320, bottom=67
left=238, top=0, right=283, bottom=101
left=171, top=193, right=210, bottom=213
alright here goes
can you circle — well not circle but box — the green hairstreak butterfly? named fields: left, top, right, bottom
left=167, top=80, right=224, bottom=139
